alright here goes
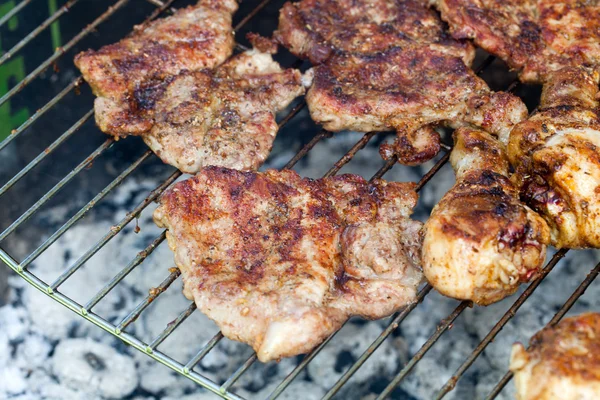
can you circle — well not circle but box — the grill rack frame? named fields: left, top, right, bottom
left=0, top=0, right=598, bottom=399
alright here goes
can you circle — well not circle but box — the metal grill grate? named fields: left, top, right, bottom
left=0, top=1, right=598, bottom=399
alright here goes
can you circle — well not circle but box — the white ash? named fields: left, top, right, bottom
left=15, top=333, right=52, bottom=370
left=0, top=365, right=28, bottom=397
left=0, top=304, right=28, bottom=341
left=52, top=338, right=139, bottom=398
left=0, top=131, right=599, bottom=400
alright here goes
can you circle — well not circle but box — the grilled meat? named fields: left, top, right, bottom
left=304, top=49, right=528, bottom=164
left=276, top=0, right=527, bottom=165
left=275, top=0, right=472, bottom=65
left=74, top=0, right=237, bottom=137
left=509, top=67, right=600, bottom=248
left=422, top=127, right=549, bottom=305
left=153, top=167, right=423, bottom=362
left=510, top=313, right=600, bottom=400
left=140, top=49, right=304, bottom=173
left=433, top=0, right=600, bottom=83
left=433, top=0, right=600, bottom=247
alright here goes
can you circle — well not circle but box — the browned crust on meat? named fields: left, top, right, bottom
left=306, top=46, right=527, bottom=164
left=246, top=33, right=279, bottom=54
left=276, top=0, right=474, bottom=65
left=277, top=0, right=527, bottom=165
left=508, top=67, right=600, bottom=248
left=436, top=173, right=534, bottom=246
left=423, top=127, right=549, bottom=305
left=74, top=0, right=238, bottom=137
left=136, top=50, right=305, bottom=172
left=275, top=0, right=474, bottom=65
left=526, top=314, right=600, bottom=381
left=510, top=313, right=600, bottom=399
left=435, top=0, right=600, bottom=83
left=157, top=168, right=419, bottom=280
left=154, top=167, right=423, bottom=361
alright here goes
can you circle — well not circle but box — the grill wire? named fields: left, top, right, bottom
left=0, top=0, right=598, bottom=399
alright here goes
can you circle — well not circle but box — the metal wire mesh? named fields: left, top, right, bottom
left=0, top=1, right=598, bottom=399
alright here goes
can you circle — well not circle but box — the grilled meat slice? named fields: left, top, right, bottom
left=275, top=0, right=473, bottom=65
left=433, top=0, right=600, bottom=83
left=510, top=313, right=600, bottom=400
left=153, top=167, right=423, bottom=362
left=139, top=50, right=304, bottom=173
left=422, top=127, right=549, bottom=305
left=304, top=48, right=528, bottom=165
left=509, top=67, right=600, bottom=248
left=276, top=0, right=527, bottom=165
left=434, top=0, right=600, bottom=248
left=74, top=0, right=237, bottom=137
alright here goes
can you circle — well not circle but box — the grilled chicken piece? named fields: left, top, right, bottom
left=140, top=50, right=304, bottom=173
left=510, top=313, right=600, bottom=400
left=433, top=0, right=600, bottom=247
left=154, top=167, right=423, bottom=362
left=509, top=67, right=600, bottom=248
left=422, top=127, right=549, bottom=305
left=276, top=0, right=527, bottom=165
left=304, top=49, right=528, bottom=164
left=74, top=0, right=237, bottom=137
left=433, top=0, right=600, bottom=84
left=275, top=0, right=472, bottom=65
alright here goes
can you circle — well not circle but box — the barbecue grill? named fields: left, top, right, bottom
left=0, top=0, right=599, bottom=399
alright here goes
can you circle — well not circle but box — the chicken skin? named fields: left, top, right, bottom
left=139, top=49, right=304, bottom=173
left=153, top=167, right=423, bottom=362
left=75, top=0, right=238, bottom=137
left=276, top=0, right=526, bottom=165
left=303, top=48, right=528, bottom=164
left=510, top=313, right=600, bottom=400
left=422, top=127, right=549, bottom=305
left=433, top=0, right=600, bottom=83
left=275, top=0, right=472, bottom=65
left=432, top=1, right=600, bottom=248
left=76, top=0, right=303, bottom=173
left=509, top=67, right=600, bottom=248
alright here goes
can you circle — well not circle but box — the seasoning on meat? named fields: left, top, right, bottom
left=276, top=0, right=527, bottom=165
left=75, top=0, right=238, bottom=137
left=433, top=0, right=600, bottom=83
left=509, top=67, right=600, bottom=248
left=422, top=127, right=549, bottom=305
left=510, top=313, right=600, bottom=400
left=432, top=1, right=600, bottom=248
left=154, top=167, right=423, bottom=362
left=140, top=49, right=305, bottom=173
